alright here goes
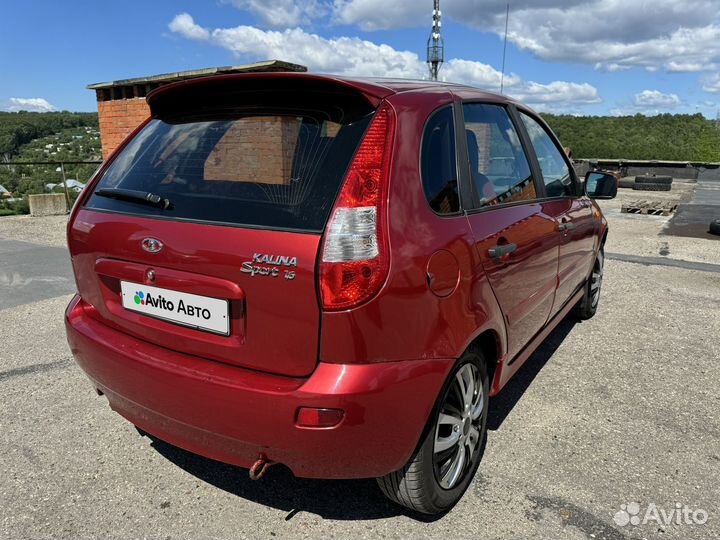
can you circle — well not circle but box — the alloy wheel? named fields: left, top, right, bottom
left=590, top=250, right=604, bottom=309
left=433, top=363, right=484, bottom=489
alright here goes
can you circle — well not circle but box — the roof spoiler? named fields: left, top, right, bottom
left=147, top=73, right=396, bottom=117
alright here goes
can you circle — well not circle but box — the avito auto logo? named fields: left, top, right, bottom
left=133, top=290, right=212, bottom=321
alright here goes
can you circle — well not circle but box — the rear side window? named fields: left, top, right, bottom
left=519, top=112, right=575, bottom=198
left=462, top=104, right=535, bottom=208
left=421, top=107, right=460, bottom=214
left=85, top=112, right=372, bottom=232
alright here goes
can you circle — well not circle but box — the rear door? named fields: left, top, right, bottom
left=69, top=80, right=376, bottom=377
left=460, top=103, right=560, bottom=359
left=517, top=111, right=596, bottom=315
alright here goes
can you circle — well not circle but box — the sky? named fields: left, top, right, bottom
left=1, top=0, right=720, bottom=117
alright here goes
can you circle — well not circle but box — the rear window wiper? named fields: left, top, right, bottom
left=95, top=188, right=174, bottom=210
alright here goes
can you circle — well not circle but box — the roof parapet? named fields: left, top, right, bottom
left=87, top=60, right=307, bottom=91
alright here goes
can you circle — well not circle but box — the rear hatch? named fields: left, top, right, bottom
left=68, top=75, right=383, bottom=377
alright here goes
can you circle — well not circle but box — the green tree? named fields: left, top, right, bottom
left=542, top=113, right=720, bottom=161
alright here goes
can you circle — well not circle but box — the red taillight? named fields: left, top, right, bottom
left=319, top=103, right=395, bottom=311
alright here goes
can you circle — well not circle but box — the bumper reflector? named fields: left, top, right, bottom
left=295, top=407, right=344, bottom=428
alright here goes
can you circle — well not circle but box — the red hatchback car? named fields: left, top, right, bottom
left=66, top=73, right=616, bottom=514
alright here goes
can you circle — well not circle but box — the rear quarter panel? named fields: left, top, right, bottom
left=319, top=90, right=506, bottom=367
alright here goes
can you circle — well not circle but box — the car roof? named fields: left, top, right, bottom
left=358, top=76, right=527, bottom=108
left=340, top=76, right=515, bottom=99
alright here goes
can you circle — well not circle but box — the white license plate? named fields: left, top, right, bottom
left=120, top=281, right=229, bottom=335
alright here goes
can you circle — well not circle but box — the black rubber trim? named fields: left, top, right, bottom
left=632, top=182, right=672, bottom=191
left=709, top=219, right=720, bottom=236
left=635, top=175, right=672, bottom=185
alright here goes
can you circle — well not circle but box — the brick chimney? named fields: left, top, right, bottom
left=87, top=61, right=307, bottom=159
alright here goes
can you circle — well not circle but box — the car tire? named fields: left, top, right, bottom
left=710, top=219, right=720, bottom=236
left=573, top=247, right=604, bottom=320
left=618, top=178, right=635, bottom=189
left=635, top=175, right=672, bottom=185
left=376, top=347, right=490, bottom=515
left=632, top=182, right=672, bottom=192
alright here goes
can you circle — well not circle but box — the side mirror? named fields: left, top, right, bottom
left=584, top=171, right=617, bottom=199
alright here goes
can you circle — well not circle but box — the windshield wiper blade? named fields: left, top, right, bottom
left=95, top=188, right=173, bottom=210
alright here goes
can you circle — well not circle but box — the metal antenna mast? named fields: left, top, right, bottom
left=427, top=0, right=444, bottom=81
left=500, top=3, right=510, bottom=93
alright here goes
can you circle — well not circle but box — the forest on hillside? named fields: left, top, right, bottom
left=0, top=112, right=101, bottom=215
left=0, top=110, right=718, bottom=215
left=542, top=113, right=720, bottom=162
left=0, top=111, right=98, bottom=159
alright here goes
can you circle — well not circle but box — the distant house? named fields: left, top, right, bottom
left=46, top=179, right=86, bottom=192
left=0, top=185, right=11, bottom=198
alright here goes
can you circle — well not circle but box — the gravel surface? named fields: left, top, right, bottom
left=0, top=214, right=68, bottom=248
left=1, top=194, right=719, bottom=539
left=597, top=183, right=720, bottom=265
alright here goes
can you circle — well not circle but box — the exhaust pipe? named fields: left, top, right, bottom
left=249, top=453, right=277, bottom=480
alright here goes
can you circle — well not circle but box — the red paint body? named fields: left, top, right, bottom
left=65, top=73, right=608, bottom=479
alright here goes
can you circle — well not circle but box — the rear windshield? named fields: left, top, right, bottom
left=85, top=111, right=372, bottom=232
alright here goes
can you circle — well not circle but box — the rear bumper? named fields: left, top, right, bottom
left=65, top=295, right=453, bottom=479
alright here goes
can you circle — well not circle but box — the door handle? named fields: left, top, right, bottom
left=558, top=222, right=575, bottom=232
left=488, top=243, right=517, bottom=259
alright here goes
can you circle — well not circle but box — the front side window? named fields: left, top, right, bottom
left=519, top=112, right=575, bottom=198
left=462, top=104, right=535, bottom=208
left=421, top=107, right=460, bottom=214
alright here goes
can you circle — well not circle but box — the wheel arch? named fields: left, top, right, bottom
left=466, top=328, right=503, bottom=395
left=411, top=327, right=502, bottom=462
left=601, top=227, right=609, bottom=248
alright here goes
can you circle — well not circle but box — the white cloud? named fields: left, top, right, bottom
left=326, top=0, right=720, bottom=74
left=667, top=61, right=708, bottom=73
left=211, top=26, right=424, bottom=78
left=332, top=0, right=421, bottom=31
left=440, top=59, right=600, bottom=111
left=168, top=13, right=209, bottom=41
left=169, top=15, right=601, bottom=112
left=594, top=63, right=631, bottom=73
left=4, top=97, right=57, bottom=112
left=226, top=0, right=329, bottom=27
left=703, top=74, right=720, bottom=94
left=515, top=81, right=601, bottom=109
left=214, top=0, right=720, bottom=91
left=440, top=59, right=518, bottom=89
left=633, top=90, right=681, bottom=108
left=610, top=90, right=687, bottom=116
left=608, top=108, right=633, bottom=117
